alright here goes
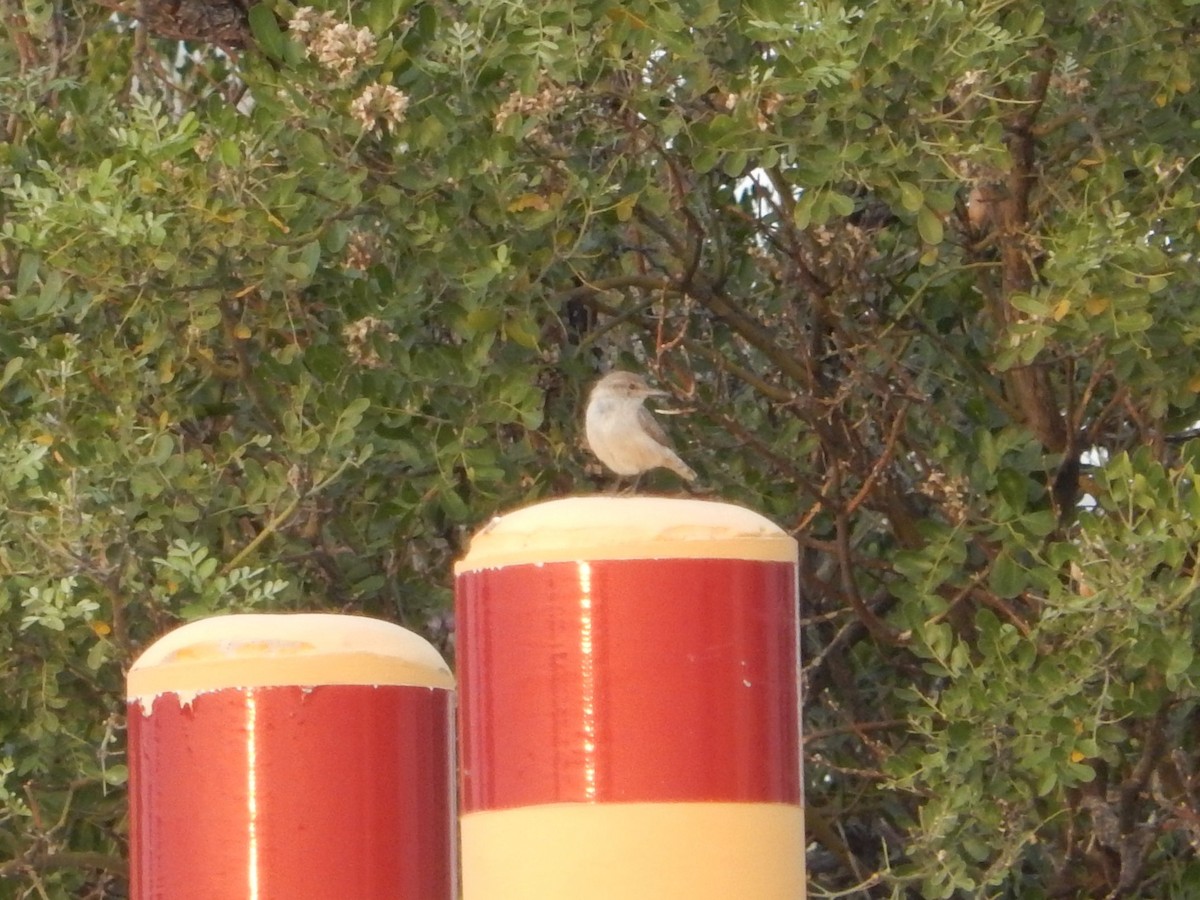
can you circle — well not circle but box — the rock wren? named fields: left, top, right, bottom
left=584, top=370, right=697, bottom=482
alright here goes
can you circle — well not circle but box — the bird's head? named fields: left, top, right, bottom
left=591, top=371, right=667, bottom=402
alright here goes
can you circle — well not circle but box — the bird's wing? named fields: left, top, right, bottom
left=638, top=406, right=675, bottom=449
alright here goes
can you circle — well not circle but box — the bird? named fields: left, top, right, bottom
left=584, top=370, right=697, bottom=484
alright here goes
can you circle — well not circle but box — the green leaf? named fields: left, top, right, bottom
left=174, top=503, right=201, bottom=523
left=86, top=641, right=109, bottom=671
left=996, top=468, right=1029, bottom=513
left=149, top=434, right=175, bottom=466
left=1166, top=639, right=1194, bottom=678
left=297, top=240, right=322, bottom=278
left=1009, top=293, right=1049, bottom=317
left=416, top=2, right=438, bottom=40
left=131, top=470, right=163, bottom=499
left=102, top=764, right=129, bottom=786
left=0, top=357, right=25, bottom=390
left=504, top=318, right=540, bottom=349
left=218, top=139, right=241, bottom=167
left=343, top=397, right=371, bottom=424
left=721, top=150, right=749, bottom=178
left=898, top=181, right=924, bottom=212
left=248, top=5, right=285, bottom=59
left=295, top=132, right=327, bottom=165
left=1021, top=509, right=1058, bottom=537
left=988, top=552, right=1025, bottom=599
left=827, top=191, right=856, bottom=217
left=16, top=252, right=39, bottom=293
left=693, top=145, right=720, bottom=174
left=917, top=204, right=944, bottom=244
left=368, top=0, right=398, bottom=32
left=1036, top=767, right=1057, bottom=797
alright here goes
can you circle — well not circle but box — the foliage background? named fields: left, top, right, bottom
left=2, top=0, right=1200, bottom=896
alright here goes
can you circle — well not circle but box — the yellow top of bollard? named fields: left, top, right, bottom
left=455, top=496, right=797, bottom=573
left=127, top=613, right=454, bottom=706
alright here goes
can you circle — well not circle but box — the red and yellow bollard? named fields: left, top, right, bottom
left=127, top=613, right=455, bottom=899
left=455, top=497, right=805, bottom=898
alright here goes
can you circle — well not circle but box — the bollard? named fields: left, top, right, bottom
left=127, top=613, right=455, bottom=900
left=455, top=497, right=805, bottom=898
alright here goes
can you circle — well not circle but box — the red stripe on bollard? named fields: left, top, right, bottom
left=127, top=614, right=455, bottom=900
left=457, top=557, right=799, bottom=810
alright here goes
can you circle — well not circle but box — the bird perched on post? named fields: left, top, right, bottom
left=584, top=370, right=697, bottom=483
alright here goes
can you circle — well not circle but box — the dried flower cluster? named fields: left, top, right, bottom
left=193, top=133, right=216, bottom=161
left=804, top=221, right=877, bottom=295
left=1050, top=66, right=1091, bottom=100
left=350, top=83, right=411, bottom=134
left=342, top=228, right=380, bottom=270
left=1153, top=156, right=1186, bottom=182
left=291, top=7, right=376, bottom=80
left=948, top=69, right=987, bottom=107
left=921, top=468, right=970, bottom=525
left=720, top=90, right=780, bottom=131
left=288, top=6, right=327, bottom=37
left=494, top=79, right=579, bottom=131
left=343, top=316, right=397, bottom=369
left=289, top=8, right=411, bottom=134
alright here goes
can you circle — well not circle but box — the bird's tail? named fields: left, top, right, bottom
left=670, top=456, right=698, bottom=482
